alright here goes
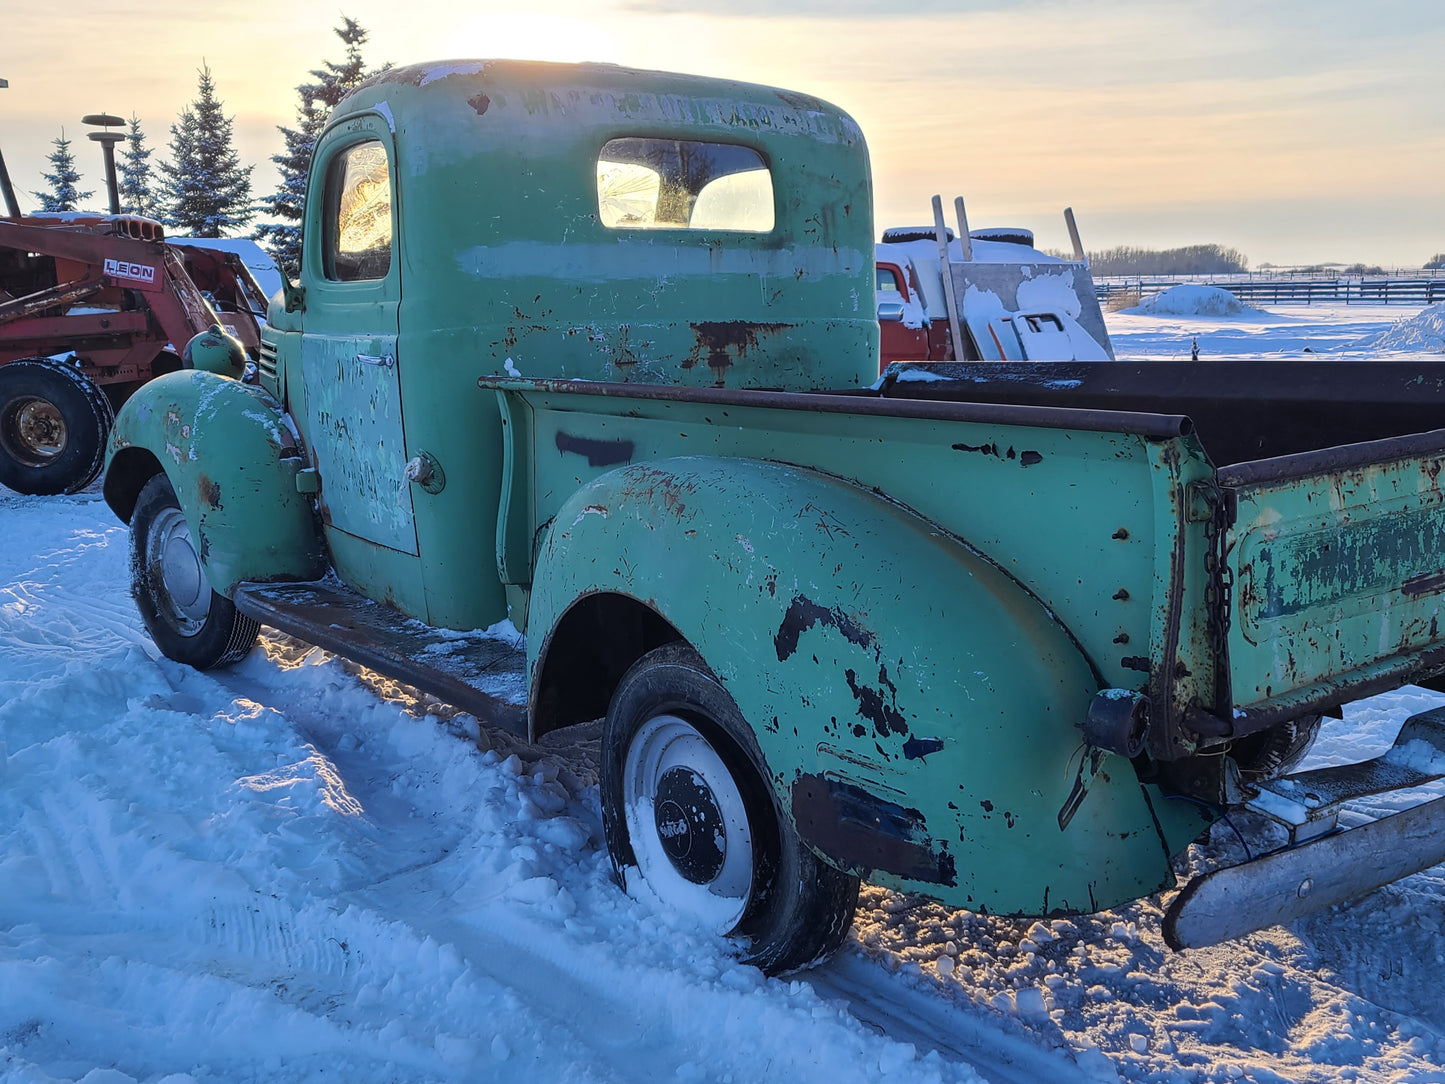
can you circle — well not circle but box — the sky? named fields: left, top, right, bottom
left=3, top=0, right=1443, bottom=267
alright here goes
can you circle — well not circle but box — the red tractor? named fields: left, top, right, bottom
left=0, top=214, right=269, bottom=495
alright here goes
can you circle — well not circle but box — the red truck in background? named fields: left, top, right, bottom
left=0, top=214, right=270, bottom=496
left=876, top=199, right=1114, bottom=371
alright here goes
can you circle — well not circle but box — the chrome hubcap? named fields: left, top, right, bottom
left=3, top=396, right=67, bottom=465
left=623, top=713, right=753, bottom=931
left=147, top=505, right=210, bottom=634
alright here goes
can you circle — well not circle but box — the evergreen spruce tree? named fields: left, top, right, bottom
left=118, top=114, right=160, bottom=219
left=159, top=65, right=254, bottom=236
left=254, top=17, right=382, bottom=272
left=33, top=130, right=93, bottom=212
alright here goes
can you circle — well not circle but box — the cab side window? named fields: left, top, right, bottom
left=325, top=140, right=393, bottom=281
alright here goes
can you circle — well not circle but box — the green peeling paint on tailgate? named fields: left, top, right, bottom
left=1229, top=451, right=1445, bottom=709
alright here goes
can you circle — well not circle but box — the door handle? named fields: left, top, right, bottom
left=357, top=353, right=395, bottom=368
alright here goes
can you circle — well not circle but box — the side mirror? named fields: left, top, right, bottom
left=281, top=268, right=305, bottom=314
left=877, top=300, right=906, bottom=323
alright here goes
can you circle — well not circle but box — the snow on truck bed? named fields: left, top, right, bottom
left=4, top=304, right=1445, bottom=1083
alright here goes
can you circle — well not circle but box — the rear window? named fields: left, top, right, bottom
left=597, top=138, right=774, bottom=232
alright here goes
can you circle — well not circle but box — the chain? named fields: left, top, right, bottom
left=1200, top=479, right=1234, bottom=693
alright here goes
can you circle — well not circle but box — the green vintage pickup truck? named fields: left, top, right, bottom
left=102, top=60, right=1445, bottom=974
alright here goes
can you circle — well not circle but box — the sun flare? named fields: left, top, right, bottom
left=451, top=12, right=620, bottom=66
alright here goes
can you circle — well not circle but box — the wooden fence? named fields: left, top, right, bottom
left=1097, top=276, right=1445, bottom=307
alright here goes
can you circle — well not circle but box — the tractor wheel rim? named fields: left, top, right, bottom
left=622, top=713, right=753, bottom=932
left=149, top=505, right=210, bottom=634
left=3, top=396, right=68, bottom=465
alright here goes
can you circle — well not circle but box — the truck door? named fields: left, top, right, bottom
left=299, top=118, right=417, bottom=556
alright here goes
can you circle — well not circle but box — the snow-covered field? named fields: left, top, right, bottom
left=1110, top=296, right=1445, bottom=362
left=4, top=302, right=1445, bottom=1084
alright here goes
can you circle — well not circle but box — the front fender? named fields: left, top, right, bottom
left=528, top=457, right=1190, bottom=917
left=103, top=369, right=326, bottom=595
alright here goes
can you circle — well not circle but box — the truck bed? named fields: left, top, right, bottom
left=873, top=359, right=1445, bottom=468
left=875, top=358, right=1445, bottom=729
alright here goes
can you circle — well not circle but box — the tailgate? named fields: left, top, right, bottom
left=1221, top=430, right=1445, bottom=724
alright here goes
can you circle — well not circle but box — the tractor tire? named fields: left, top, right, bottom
left=129, top=473, right=259, bottom=669
left=602, top=642, right=859, bottom=975
left=0, top=358, right=114, bottom=495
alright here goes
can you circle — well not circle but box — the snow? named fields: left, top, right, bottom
left=1356, top=303, right=1445, bottom=354
left=1015, top=271, right=1084, bottom=320
left=1124, top=285, right=1261, bottom=318
left=5, top=303, right=1445, bottom=1082
left=1107, top=302, right=1445, bottom=362
left=166, top=237, right=285, bottom=300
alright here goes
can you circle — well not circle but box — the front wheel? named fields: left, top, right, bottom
left=129, top=473, right=259, bottom=668
left=602, top=642, right=859, bottom=974
left=0, top=358, right=114, bottom=495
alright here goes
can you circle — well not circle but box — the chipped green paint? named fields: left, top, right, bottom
left=526, top=455, right=1194, bottom=915
left=1229, top=452, right=1445, bottom=711
left=496, top=380, right=1220, bottom=912
left=489, top=377, right=1225, bottom=762
left=328, top=61, right=877, bottom=395
left=103, top=369, right=326, bottom=594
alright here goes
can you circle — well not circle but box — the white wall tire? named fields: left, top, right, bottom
left=129, top=473, right=259, bottom=669
left=602, top=642, right=859, bottom=974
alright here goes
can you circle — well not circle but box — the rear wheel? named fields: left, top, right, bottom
left=1232, top=714, right=1322, bottom=783
left=0, top=358, right=113, bottom=495
left=602, top=642, right=859, bottom=974
left=129, top=473, right=259, bottom=668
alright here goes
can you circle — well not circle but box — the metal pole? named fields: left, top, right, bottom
left=932, top=195, right=966, bottom=362
left=0, top=77, right=20, bottom=218
left=94, top=137, right=120, bottom=213
left=1064, top=207, right=1086, bottom=263
left=0, top=145, right=19, bottom=218
left=82, top=113, right=124, bottom=215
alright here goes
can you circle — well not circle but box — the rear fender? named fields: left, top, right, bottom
left=103, top=369, right=326, bottom=595
left=528, top=457, right=1193, bottom=918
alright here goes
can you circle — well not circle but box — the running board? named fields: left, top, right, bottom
left=1162, top=792, right=1445, bottom=950
left=233, top=579, right=528, bottom=737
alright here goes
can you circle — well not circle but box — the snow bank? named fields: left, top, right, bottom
left=1357, top=302, right=1445, bottom=352
left=1126, top=284, right=1260, bottom=317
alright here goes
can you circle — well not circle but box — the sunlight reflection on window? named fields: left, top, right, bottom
left=597, top=138, right=773, bottom=232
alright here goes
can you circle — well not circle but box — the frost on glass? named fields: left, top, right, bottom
left=597, top=138, right=773, bottom=232
left=327, top=140, right=392, bottom=281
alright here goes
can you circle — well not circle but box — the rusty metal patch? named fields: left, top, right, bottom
left=792, top=773, right=957, bottom=886
left=681, top=321, right=791, bottom=384
left=773, top=594, right=877, bottom=661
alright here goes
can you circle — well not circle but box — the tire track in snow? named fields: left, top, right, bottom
left=200, top=648, right=992, bottom=1084
left=808, top=951, right=1114, bottom=1084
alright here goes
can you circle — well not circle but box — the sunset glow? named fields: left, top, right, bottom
left=2, top=0, right=1441, bottom=265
